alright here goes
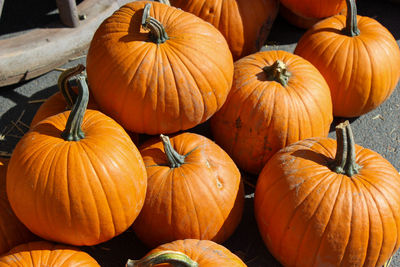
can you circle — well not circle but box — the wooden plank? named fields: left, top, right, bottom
left=0, top=0, right=132, bottom=87
left=56, top=0, right=79, bottom=27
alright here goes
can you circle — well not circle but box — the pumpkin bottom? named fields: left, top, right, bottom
left=280, top=3, right=347, bottom=29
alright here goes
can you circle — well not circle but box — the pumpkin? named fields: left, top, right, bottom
left=133, top=133, right=244, bottom=248
left=279, top=1, right=347, bottom=29
left=0, top=241, right=99, bottom=266
left=280, top=0, right=346, bottom=20
left=6, top=75, right=147, bottom=246
left=30, top=65, right=98, bottom=127
left=126, top=239, right=246, bottom=266
left=210, top=50, right=333, bottom=174
left=294, top=0, right=400, bottom=117
left=254, top=121, right=400, bottom=267
left=0, top=158, right=35, bottom=255
left=169, top=0, right=279, bottom=60
left=86, top=2, right=234, bottom=135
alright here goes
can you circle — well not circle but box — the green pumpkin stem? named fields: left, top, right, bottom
left=142, top=3, right=169, bottom=44
left=61, top=75, right=89, bottom=141
left=57, top=64, right=85, bottom=108
left=160, top=134, right=186, bottom=168
left=126, top=250, right=199, bottom=267
left=343, top=0, right=360, bottom=37
left=330, top=121, right=361, bottom=177
left=263, top=60, right=291, bottom=87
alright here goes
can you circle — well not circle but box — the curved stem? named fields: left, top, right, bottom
left=262, top=60, right=291, bottom=87
left=160, top=134, right=186, bottom=168
left=57, top=64, right=85, bottom=108
left=330, top=121, right=361, bottom=177
left=126, top=251, right=198, bottom=267
left=61, top=75, right=88, bottom=141
left=142, top=3, right=169, bottom=44
left=343, top=0, right=360, bottom=37
left=155, top=0, right=171, bottom=5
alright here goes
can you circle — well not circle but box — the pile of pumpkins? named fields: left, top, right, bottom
left=1, top=0, right=400, bottom=266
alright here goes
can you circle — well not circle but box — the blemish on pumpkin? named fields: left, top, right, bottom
left=216, top=177, right=222, bottom=188
left=235, top=117, right=242, bottom=129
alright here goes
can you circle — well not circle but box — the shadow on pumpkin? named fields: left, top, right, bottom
left=291, top=149, right=333, bottom=167
left=118, top=6, right=152, bottom=43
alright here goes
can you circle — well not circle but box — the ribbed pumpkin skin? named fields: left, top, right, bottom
left=0, top=241, right=99, bottom=266
left=6, top=110, right=147, bottom=246
left=210, top=50, right=333, bottom=174
left=170, top=0, right=279, bottom=60
left=295, top=15, right=400, bottom=117
left=280, top=0, right=346, bottom=19
left=147, top=239, right=246, bottom=266
left=86, top=1, right=233, bottom=135
left=255, top=137, right=400, bottom=267
left=30, top=91, right=98, bottom=127
left=133, top=133, right=244, bottom=248
left=0, top=159, right=35, bottom=255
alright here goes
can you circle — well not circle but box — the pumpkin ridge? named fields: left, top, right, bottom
left=310, top=175, right=345, bottom=267
left=292, top=172, right=340, bottom=266
left=165, top=41, right=221, bottom=113
left=357, top=178, right=395, bottom=265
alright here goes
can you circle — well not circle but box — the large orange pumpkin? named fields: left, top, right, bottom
left=30, top=65, right=98, bottom=127
left=0, top=158, right=35, bottom=255
left=295, top=0, right=400, bottom=117
left=170, top=0, right=279, bottom=60
left=127, top=239, right=246, bottom=266
left=6, top=76, right=147, bottom=246
left=255, top=121, right=400, bottom=267
left=86, top=2, right=234, bottom=135
left=133, top=133, right=244, bottom=248
left=211, top=50, right=333, bottom=174
left=0, top=241, right=99, bottom=266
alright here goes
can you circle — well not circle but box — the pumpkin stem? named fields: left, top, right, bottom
left=61, top=75, right=89, bottom=141
left=343, top=0, right=360, bottom=37
left=160, top=134, right=186, bottom=168
left=57, top=64, right=86, bottom=109
left=330, top=121, right=361, bottom=177
left=126, top=250, right=199, bottom=267
left=262, top=60, right=291, bottom=87
left=155, top=0, right=171, bottom=5
left=142, top=3, right=169, bottom=44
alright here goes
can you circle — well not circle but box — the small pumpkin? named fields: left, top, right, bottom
left=133, top=133, right=244, bottom=248
left=170, top=0, right=279, bottom=60
left=255, top=121, right=400, bottom=267
left=126, top=239, right=246, bottom=266
left=295, top=0, right=400, bottom=117
left=86, top=2, right=233, bottom=135
left=7, top=75, right=147, bottom=246
left=30, top=65, right=98, bottom=127
left=211, top=50, right=333, bottom=174
left=0, top=158, right=35, bottom=255
left=0, top=241, right=99, bottom=266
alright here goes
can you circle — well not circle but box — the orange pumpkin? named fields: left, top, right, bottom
left=30, top=65, right=98, bottom=127
left=0, top=241, right=99, bottom=266
left=0, top=158, right=35, bottom=255
left=6, top=76, right=147, bottom=246
left=170, top=0, right=279, bottom=60
left=133, top=133, right=244, bottom=248
left=295, top=0, right=400, bottom=117
left=280, top=0, right=346, bottom=20
left=127, top=239, right=246, bottom=266
left=255, top=121, right=400, bottom=267
left=211, top=50, right=333, bottom=174
left=86, top=2, right=233, bottom=135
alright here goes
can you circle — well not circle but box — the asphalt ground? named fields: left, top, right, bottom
left=0, top=0, right=400, bottom=266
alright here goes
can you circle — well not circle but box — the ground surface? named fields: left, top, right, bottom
left=0, top=0, right=400, bottom=266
